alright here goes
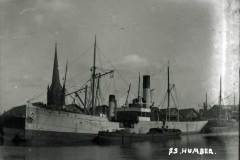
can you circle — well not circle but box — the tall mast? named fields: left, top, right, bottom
left=219, top=76, right=222, bottom=106
left=84, top=85, right=88, bottom=113
left=219, top=76, right=222, bottom=119
left=167, top=61, right=170, bottom=121
left=125, top=83, right=131, bottom=106
left=239, top=68, right=240, bottom=112
left=62, top=60, right=68, bottom=105
left=63, top=60, right=68, bottom=88
left=92, top=35, right=97, bottom=115
left=96, top=75, right=101, bottom=106
left=138, top=72, right=141, bottom=102
left=206, top=92, right=208, bottom=107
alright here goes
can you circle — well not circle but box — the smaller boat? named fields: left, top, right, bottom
left=93, top=127, right=181, bottom=144
left=201, top=75, right=239, bottom=135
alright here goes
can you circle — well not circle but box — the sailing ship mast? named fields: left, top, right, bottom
left=203, top=92, right=208, bottom=115
left=92, top=35, right=97, bottom=115
left=206, top=93, right=208, bottom=107
left=165, top=61, right=170, bottom=122
left=218, top=76, right=222, bottom=119
left=137, top=72, right=141, bottom=102
left=167, top=61, right=170, bottom=121
left=63, top=60, right=68, bottom=89
left=219, top=76, right=222, bottom=106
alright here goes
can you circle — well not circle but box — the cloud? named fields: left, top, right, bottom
left=36, top=0, right=72, bottom=12
left=118, top=54, right=149, bottom=67
left=20, top=8, right=36, bottom=15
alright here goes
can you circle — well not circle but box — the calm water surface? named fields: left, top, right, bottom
left=0, top=134, right=238, bottom=160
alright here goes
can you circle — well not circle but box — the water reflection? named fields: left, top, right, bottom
left=0, top=134, right=238, bottom=160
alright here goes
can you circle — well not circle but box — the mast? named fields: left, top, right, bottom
left=125, top=83, right=131, bottom=106
left=96, top=74, right=101, bottom=106
left=239, top=68, right=240, bottom=112
left=167, top=61, right=170, bottom=121
left=219, top=76, right=222, bottom=106
left=63, top=60, right=68, bottom=89
left=138, top=72, right=141, bottom=102
left=84, top=85, right=88, bottom=113
left=92, top=35, right=97, bottom=115
left=165, top=61, right=170, bottom=122
left=206, top=92, right=208, bottom=107
left=219, top=76, right=222, bottom=119
left=203, top=92, right=208, bottom=115
left=62, top=60, right=68, bottom=105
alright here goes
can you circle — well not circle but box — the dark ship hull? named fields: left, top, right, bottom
left=93, top=128, right=181, bottom=144
left=201, top=119, right=239, bottom=135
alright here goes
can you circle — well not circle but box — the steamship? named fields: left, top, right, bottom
left=1, top=38, right=207, bottom=145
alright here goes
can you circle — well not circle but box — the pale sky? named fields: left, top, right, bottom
left=0, top=0, right=239, bottom=112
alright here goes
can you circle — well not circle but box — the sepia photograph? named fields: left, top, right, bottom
left=0, top=0, right=239, bottom=159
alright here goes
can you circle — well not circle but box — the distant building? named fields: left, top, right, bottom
left=203, top=105, right=239, bottom=120
left=159, top=108, right=179, bottom=121
left=179, top=108, right=200, bottom=121
left=155, top=108, right=200, bottom=121
left=47, top=44, right=65, bottom=108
